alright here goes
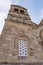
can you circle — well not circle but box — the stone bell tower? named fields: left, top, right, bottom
left=0, top=5, right=43, bottom=64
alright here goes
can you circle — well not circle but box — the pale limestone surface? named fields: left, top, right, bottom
left=0, top=5, right=43, bottom=63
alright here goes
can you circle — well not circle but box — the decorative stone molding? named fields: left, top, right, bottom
left=29, top=48, right=34, bottom=56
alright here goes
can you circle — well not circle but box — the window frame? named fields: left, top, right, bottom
left=19, top=40, right=28, bottom=57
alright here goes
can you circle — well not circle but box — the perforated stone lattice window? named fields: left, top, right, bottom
left=19, top=40, right=28, bottom=57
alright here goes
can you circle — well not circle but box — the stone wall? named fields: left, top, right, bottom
left=0, top=5, right=43, bottom=63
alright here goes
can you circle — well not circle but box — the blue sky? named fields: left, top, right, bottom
left=0, top=0, right=43, bottom=34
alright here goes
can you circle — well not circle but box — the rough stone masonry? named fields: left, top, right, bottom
left=0, top=5, right=43, bottom=64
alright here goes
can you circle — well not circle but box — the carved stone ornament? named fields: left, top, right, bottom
left=29, top=48, right=34, bottom=56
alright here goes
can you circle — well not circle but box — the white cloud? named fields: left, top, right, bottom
left=0, top=0, right=12, bottom=12
left=0, top=12, right=7, bottom=34
left=0, top=0, right=12, bottom=34
left=0, top=0, right=20, bottom=34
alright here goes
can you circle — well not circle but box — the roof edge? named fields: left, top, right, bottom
left=11, top=4, right=27, bottom=10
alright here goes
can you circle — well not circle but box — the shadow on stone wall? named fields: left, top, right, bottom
left=0, top=62, right=43, bottom=65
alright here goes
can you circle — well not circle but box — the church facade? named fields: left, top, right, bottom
left=0, top=5, right=43, bottom=64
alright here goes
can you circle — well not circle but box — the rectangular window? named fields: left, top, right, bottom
left=14, top=8, right=18, bottom=12
left=19, top=40, right=28, bottom=57
left=20, top=10, right=24, bottom=14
